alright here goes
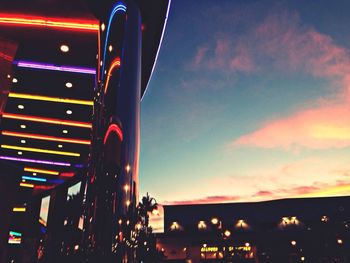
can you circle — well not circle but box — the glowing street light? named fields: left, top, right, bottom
left=224, top=230, right=231, bottom=238
left=211, top=217, right=219, bottom=225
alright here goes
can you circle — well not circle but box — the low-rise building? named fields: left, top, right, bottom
left=156, top=196, right=350, bottom=263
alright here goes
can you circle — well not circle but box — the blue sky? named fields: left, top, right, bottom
left=139, top=0, right=350, bottom=217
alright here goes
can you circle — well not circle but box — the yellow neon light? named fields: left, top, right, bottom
left=9, top=93, right=93, bottom=106
left=24, top=167, right=59, bottom=175
left=20, top=182, right=34, bottom=188
left=1, top=145, right=80, bottom=157
left=13, top=207, right=26, bottom=212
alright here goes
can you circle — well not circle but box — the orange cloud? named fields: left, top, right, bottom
left=234, top=105, right=350, bottom=149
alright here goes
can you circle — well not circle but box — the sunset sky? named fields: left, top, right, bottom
left=139, top=0, right=350, bottom=230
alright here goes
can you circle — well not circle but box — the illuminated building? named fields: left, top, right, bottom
left=157, top=196, right=350, bottom=263
left=0, top=0, right=170, bottom=262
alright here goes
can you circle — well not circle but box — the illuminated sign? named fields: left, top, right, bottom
left=201, top=245, right=251, bottom=253
left=228, top=246, right=251, bottom=252
left=201, top=246, right=219, bottom=252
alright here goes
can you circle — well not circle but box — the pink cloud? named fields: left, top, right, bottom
left=230, top=44, right=255, bottom=72
left=194, top=46, right=209, bottom=66
left=231, top=12, right=350, bottom=150
left=191, top=38, right=256, bottom=73
left=163, top=195, right=241, bottom=205
left=253, top=190, right=274, bottom=197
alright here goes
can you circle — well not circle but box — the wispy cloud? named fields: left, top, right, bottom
left=191, top=37, right=256, bottom=73
left=229, top=11, right=350, bottom=150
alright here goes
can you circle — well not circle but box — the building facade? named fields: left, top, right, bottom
left=157, top=196, right=350, bottom=263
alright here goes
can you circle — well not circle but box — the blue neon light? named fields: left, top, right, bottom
left=9, top=231, right=22, bottom=237
left=40, top=226, right=47, bottom=234
left=102, top=2, right=127, bottom=79
left=49, top=179, right=64, bottom=184
left=22, top=176, right=47, bottom=182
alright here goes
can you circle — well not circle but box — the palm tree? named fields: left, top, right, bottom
left=137, top=192, right=157, bottom=229
left=136, top=193, right=159, bottom=262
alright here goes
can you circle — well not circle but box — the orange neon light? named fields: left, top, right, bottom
left=0, top=14, right=99, bottom=32
left=24, top=167, right=59, bottom=176
left=104, top=58, right=121, bottom=94
left=2, top=113, right=92, bottom=128
left=2, top=131, right=90, bottom=145
left=103, top=123, right=123, bottom=144
left=20, top=182, right=34, bottom=188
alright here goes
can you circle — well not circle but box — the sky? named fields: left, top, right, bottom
left=139, top=0, right=350, bottom=231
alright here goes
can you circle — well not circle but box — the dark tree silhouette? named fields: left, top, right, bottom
left=137, top=192, right=158, bottom=230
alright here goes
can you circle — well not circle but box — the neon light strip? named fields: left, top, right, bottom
left=98, top=27, right=101, bottom=82
left=1, top=145, right=80, bottom=157
left=14, top=61, right=96, bottom=75
left=0, top=15, right=99, bottom=31
left=103, top=123, right=123, bottom=144
left=104, top=58, right=121, bottom=93
left=9, top=231, right=22, bottom=237
left=20, top=182, right=34, bottom=188
left=49, top=179, right=64, bottom=184
left=2, top=131, right=91, bottom=145
left=13, top=207, right=26, bottom=212
left=8, top=239, right=21, bottom=244
left=24, top=167, right=59, bottom=176
left=142, top=0, right=172, bottom=100
left=0, top=156, right=70, bottom=166
left=9, top=93, right=93, bottom=106
left=36, top=185, right=55, bottom=191
left=22, top=176, right=47, bottom=182
left=0, top=51, right=12, bottom=62
left=60, top=172, right=75, bottom=177
left=102, top=3, right=127, bottom=78
left=2, top=113, right=92, bottom=128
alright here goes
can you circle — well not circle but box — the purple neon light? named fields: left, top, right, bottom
left=0, top=156, right=71, bottom=166
left=14, top=61, right=96, bottom=75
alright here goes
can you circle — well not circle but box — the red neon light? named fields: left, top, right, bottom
left=103, top=124, right=123, bottom=144
left=2, top=113, right=92, bottom=128
left=60, top=172, right=75, bottom=177
left=34, top=185, right=55, bottom=190
left=2, top=131, right=90, bottom=145
left=0, top=52, right=12, bottom=62
left=0, top=14, right=99, bottom=32
left=104, top=58, right=121, bottom=94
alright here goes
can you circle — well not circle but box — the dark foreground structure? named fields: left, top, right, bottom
left=157, top=196, right=350, bottom=263
left=0, top=0, right=170, bottom=262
